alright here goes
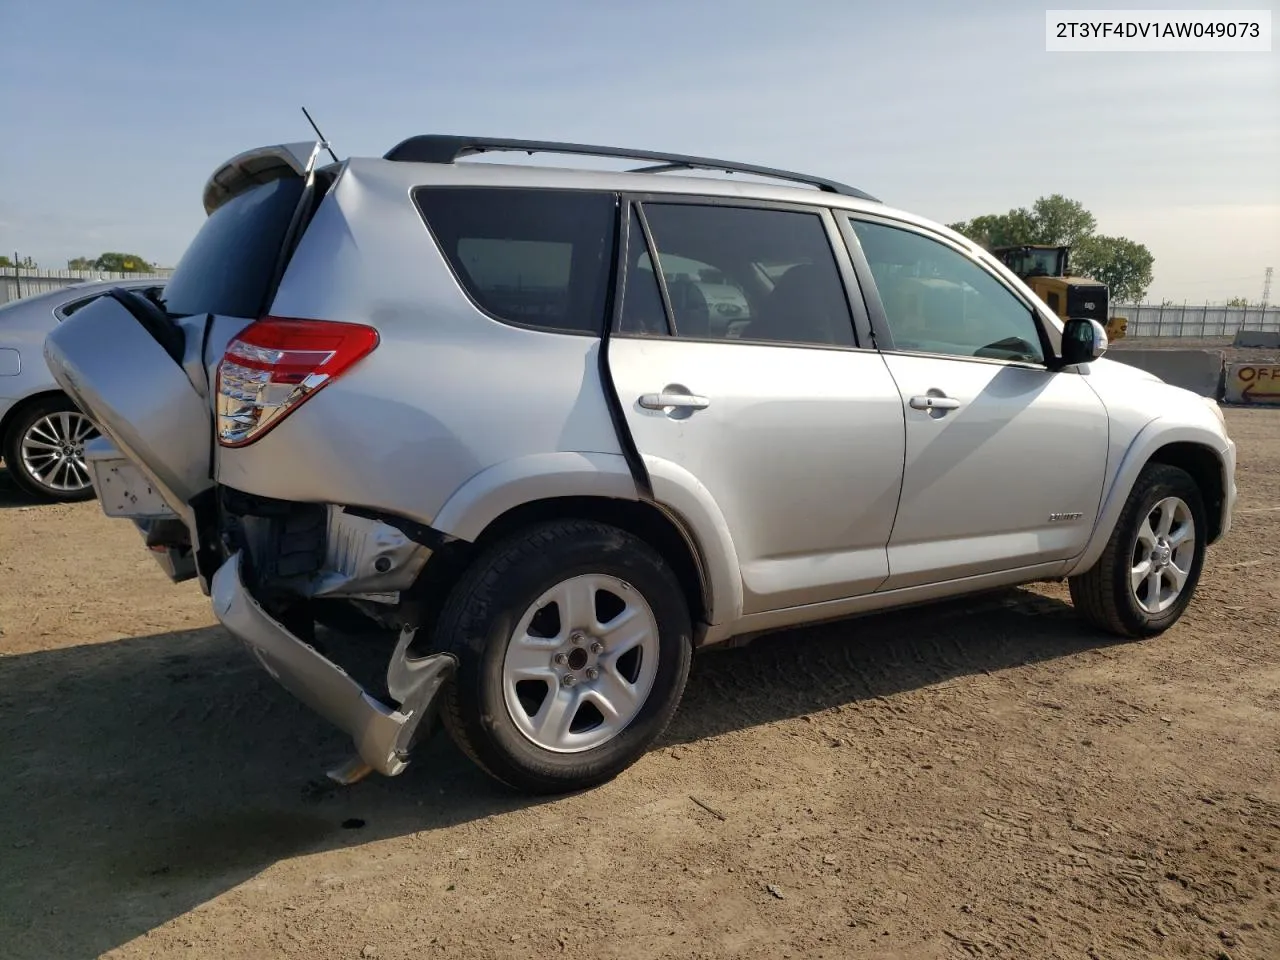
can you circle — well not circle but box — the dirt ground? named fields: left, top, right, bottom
left=1, top=409, right=1277, bottom=960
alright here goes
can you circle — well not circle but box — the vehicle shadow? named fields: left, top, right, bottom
left=0, top=465, right=42, bottom=507
left=666, top=587, right=1116, bottom=745
left=0, top=588, right=1119, bottom=959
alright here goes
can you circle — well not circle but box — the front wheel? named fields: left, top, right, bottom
left=436, top=520, right=693, bottom=794
left=1069, top=463, right=1207, bottom=638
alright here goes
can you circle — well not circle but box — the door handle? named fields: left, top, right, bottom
left=908, top=394, right=961, bottom=411
left=639, top=392, right=710, bottom=411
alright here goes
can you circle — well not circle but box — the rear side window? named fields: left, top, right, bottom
left=60, top=295, right=103, bottom=317
left=162, top=176, right=307, bottom=319
left=415, top=187, right=617, bottom=335
left=627, top=203, right=855, bottom=347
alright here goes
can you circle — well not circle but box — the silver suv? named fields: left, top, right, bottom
left=45, top=136, right=1237, bottom=794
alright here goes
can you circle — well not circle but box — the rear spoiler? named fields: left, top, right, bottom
left=201, top=141, right=333, bottom=215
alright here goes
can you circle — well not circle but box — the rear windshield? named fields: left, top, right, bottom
left=414, top=187, right=617, bottom=335
left=162, top=176, right=306, bottom=319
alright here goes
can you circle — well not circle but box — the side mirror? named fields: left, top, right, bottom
left=1060, top=317, right=1108, bottom=366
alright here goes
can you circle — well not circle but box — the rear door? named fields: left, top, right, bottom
left=166, top=145, right=330, bottom=402
left=605, top=199, right=906, bottom=615
left=43, top=144, right=327, bottom=526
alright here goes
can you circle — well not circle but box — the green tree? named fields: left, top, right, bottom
left=1226, top=296, right=1249, bottom=307
left=1071, top=235, right=1154, bottom=303
left=949, top=194, right=1153, bottom=302
left=0, top=256, right=10, bottom=268
left=92, top=252, right=154, bottom=272
left=1, top=254, right=35, bottom=269
left=1029, top=194, right=1096, bottom=247
left=949, top=195, right=1096, bottom=249
left=67, top=257, right=96, bottom=270
left=947, top=209, right=1037, bottom=248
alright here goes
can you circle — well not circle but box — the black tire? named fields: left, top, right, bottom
left=1, top=395, right=98, bottom=503
left=1069, top=463, right=1207, bottom=638
left=436, top=519, right=693, bottom=794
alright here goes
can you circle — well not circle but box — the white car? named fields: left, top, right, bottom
left=0, top=279, right=165, bottom=500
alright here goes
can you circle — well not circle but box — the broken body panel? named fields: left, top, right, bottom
left=43, top=142, right=465, bottom=779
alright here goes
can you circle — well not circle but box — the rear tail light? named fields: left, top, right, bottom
left=216, top=317, right=378, bottom=446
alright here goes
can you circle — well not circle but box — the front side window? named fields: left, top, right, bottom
left=415, top=187, right=617, bottom=334
left=850, top=219, right=1045, bottom=364
left=622, top=203, right=854, bottom=347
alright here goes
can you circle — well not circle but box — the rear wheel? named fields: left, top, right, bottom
left=1069, top=463, right=1206, bottom=638
left=2, top=396, right=98, bottom=502
left=436, top=520, right=693, bottom=794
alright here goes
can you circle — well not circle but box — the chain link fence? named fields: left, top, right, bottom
left=1113, top=303, right=1279, bottom=338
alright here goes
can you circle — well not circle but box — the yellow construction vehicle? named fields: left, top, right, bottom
left=991, top=244, right=1126, bottom=340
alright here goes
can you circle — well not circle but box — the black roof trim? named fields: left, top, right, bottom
left=383, top=135, right=879, bottom=202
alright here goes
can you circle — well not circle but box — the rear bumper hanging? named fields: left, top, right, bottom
left=210, top=551, right=455, bottom=778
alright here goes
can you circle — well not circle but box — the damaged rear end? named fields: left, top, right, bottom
left=43, top=140, right=456, bottom=782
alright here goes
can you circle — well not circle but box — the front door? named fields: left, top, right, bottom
left=842, top=216, right=1110, bottom=591
left=606, top=199, right=906, bottom=615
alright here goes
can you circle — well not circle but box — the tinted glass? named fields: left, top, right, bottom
left=163, top=176, right=306, bottom=318
left=416, top=187, right=617, bottom=334
left=851, top=220, right=1044, bottom=363
left=616, top=207, right=670, bottom=336
left=57, top=285, right=165, bottom=322
left=638, top=203, right=853, bottom=346
left=60, top=295, right=103, bottom=317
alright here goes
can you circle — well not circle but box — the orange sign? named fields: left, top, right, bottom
left=1225, top=363, right=1280, bottom=404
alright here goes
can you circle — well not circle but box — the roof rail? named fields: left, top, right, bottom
left=382, top=135, right=879, bottom=202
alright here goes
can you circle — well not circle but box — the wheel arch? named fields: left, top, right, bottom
left=426, top=452, right=744, bottom=634
left=1067, top=422, right=1232, bottom=577
left=1146, top=441, right=1227, bottom=543
left=419, top=492, right=717, bottom=632
left=0, top=389, right=72, bottom=450
left=488, top=496, right=709, bottom=619
left=429, top=452, right=641, bottom=542
left=415, top=456, right=750, bottom=649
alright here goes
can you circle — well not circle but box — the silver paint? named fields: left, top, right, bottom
left=44, top=142, right=1239, bottom=779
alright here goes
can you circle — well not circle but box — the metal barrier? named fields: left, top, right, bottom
left=1112, top=303, right=1280, bottom=338
left=1, top=268, right=173, bottom=306
left=1108, top=350, right=1225, bottom=398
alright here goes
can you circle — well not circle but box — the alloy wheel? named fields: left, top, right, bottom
left=502, top=573, right=660, bottom=753
left=19, top=411, right=97, bottom=495
left=1130, top=496, right=1196, bottom=615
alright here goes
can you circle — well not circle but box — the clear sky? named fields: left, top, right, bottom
left=1, top=0, right=1276, bottom=302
